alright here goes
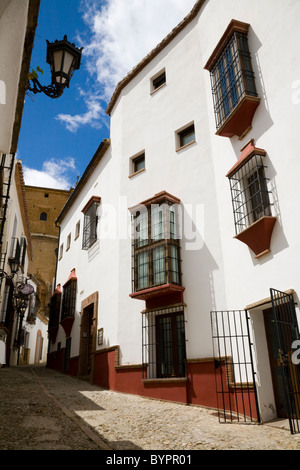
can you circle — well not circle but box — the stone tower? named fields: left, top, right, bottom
left=25, top=185, right=73, bottom=319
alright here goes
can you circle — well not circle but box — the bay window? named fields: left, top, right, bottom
left=131, top=194, right=182, bottom=294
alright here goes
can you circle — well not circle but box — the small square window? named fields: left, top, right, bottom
left=130, top=153, right=145, bottom=176
left=151, top=69, right=166, bottom=93
left=75, top=220, right=80, bottom=240
left=176, top=124, right=195, bottom=150
left=66, top=233, right=71, bottom=251
left=82, top=197, right=100, bottom=250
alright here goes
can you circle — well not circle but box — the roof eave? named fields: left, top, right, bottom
left=55, top=138, right=111, bottom=225
left=106, top=0, right=206, bottom=116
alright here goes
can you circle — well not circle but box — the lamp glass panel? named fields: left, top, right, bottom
left=62, top=50, right=74, bottom=75
left=53, top=50, right=63, bottom=75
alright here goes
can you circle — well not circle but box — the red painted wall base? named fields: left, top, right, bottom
left=47, top=348, right=258, bottom=419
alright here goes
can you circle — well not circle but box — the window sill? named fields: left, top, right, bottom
left=234, top=216, right=277, bottom=258
left=150, top=82, right=166, bottom=95
left=143, top=377, right=188, bottom=384
left=176, top=139, right=196, bottom=152
left=216, top=95, right=260, bottom=139
left=129, top=168, right=145, bottom=179
left=130, top=284, right=185, bottom=304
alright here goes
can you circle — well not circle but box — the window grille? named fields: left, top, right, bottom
left=228, top=153, right=272, bottom=235
left=210, top=31, right=257, bottom=131
left=48, top=291, right=61, bottom=329
left=61, top=279, right=76, bottom=320
left=131, top=201, right=182, bottom=292
left=0, top=282, right=11, bottom=325
left=82, top=201, right=99, bottom=250
left=142, top=306, right=187, bottom=379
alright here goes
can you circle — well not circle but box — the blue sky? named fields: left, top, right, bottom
left=18, top=0, right=196, bottom=189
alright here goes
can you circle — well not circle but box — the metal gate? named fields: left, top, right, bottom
left=270, top=288, right=300, bottom=434
left=211, top=309, right=260, bottom=424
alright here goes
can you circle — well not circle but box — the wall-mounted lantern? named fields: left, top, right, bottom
left=27, top=35, right=83, bottom=99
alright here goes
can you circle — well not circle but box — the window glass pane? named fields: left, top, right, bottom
left=136, top=211, right=148, bottom=247
left=151, top=205, right=164, bottom=240
left=155, top=312, right=186, bottom=378
left=179, top=125, right=195, bottom=147
left=158, top=316, right=173, bottom=377
left=137, top=251, right=149, bottom=290
left=82, top=203, right=98, bottom=249
left=152, top=246, right=166, bottom=285
left=248, top=166, right=271, bottom=221
left=133, top=154, right=145, bottom=173
left=169, top=207, right=177, bottom=239
left=170, top=245, right=180, bottom=284
left=61, top=280, right=77, bottom=319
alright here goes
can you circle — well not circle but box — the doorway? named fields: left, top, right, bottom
left=264, top=307, right=290, bottom=417
left=264, top=289, right=300, bottom=431
left=79, top=303, right=95, bottom=377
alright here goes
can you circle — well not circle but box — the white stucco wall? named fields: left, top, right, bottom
left=53, top=0, right=300, bottom=419
left=0, top=0, right=29, bottom=154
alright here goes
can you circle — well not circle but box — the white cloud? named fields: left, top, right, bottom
left=56, top=90, right=108, bottom=133
left=23, top=158, right=77, bottom=190
left=57, top=0, right=196, bottom=132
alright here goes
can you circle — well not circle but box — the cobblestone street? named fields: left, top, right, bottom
left=0, top=365, right=300, bottom=452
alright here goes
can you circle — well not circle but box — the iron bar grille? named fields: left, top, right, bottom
left=0, top=281, right=11, bottom=326
left=211, top=310, right=260, bottom=424
left=82, top=202, right=98, bottom=250
left=142, top=306, right=187, bottom=379
left=61, top=279, right=76, bottom=320
left=270, top=289, right=300, bottom=435
left=131, top=202, right=182, bottom=292
left=48, top=291, right=62, bottom=329
left=210, top=31, right=257, bottom=130
left=228, top=153, right=272, bottom=235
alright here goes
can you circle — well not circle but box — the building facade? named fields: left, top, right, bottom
left=47, top=0, right=300, bottom=431
left=0, top=0, right=41, bottom=366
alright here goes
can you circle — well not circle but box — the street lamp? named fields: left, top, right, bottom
left=27, top=35, right=83, bottom=99
left=13, top=282, right=35, bottom=365
left=8, top=257, right=19, bottom=277
left=0, top=258, right=19, bottom=279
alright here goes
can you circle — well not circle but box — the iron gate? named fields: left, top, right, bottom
left=210, top=309, right=260, bottom=424
left=270, top=288, right=300, bottom=434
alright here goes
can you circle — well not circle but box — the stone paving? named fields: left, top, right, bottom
left=0, top=365, right=300, bottom=451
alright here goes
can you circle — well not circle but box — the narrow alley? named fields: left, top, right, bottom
left=0, top=365, right=299, bottom=451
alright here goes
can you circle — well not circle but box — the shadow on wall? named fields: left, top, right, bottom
left=249, top=26, right=274, bottom=141
left=181, top=206, right=223, bottom=356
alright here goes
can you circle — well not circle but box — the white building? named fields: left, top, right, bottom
left=48, top=0, right=300, bottom=432
left=0, top=0, right=41, bottom=366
